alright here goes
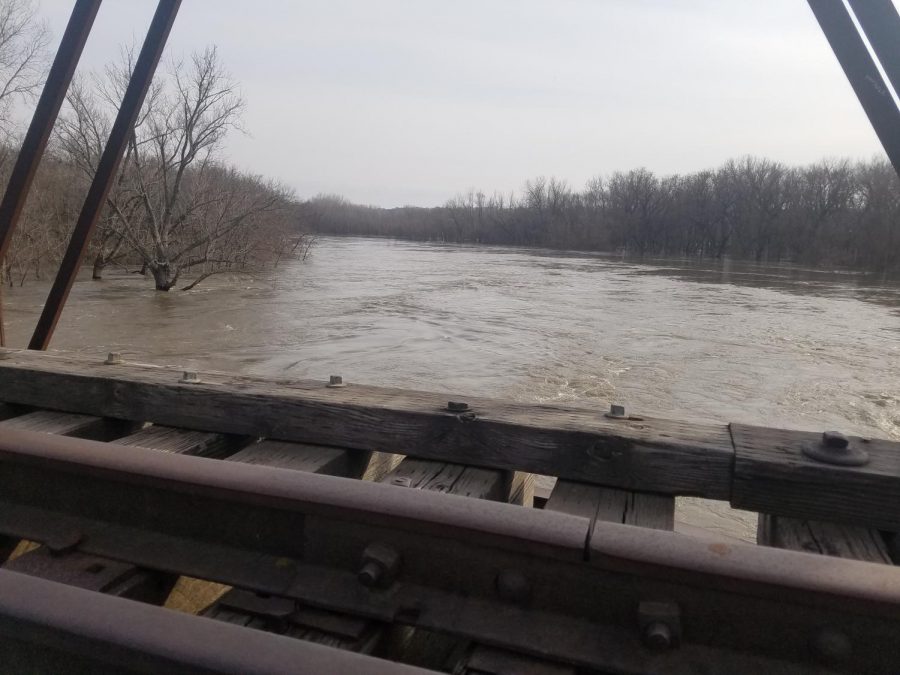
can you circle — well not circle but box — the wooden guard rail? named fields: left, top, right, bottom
left=0, top=348, right=897, bottom=529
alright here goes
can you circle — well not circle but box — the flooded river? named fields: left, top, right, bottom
left=4, top=236, right=900, bottom=540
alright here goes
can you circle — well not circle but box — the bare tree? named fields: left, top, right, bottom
left=0, top=0, right=48, bottom=137
left=57, top=45, right=302, bottom=290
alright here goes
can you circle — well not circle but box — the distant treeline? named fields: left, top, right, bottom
left=309, top=157, right=900, bottom=274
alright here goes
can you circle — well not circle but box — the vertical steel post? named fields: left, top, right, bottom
left=0, top=0, right=102, bottom=347
left=807, top=0, right=900, bottom=178
left=28, top=0, right=181, bottom=351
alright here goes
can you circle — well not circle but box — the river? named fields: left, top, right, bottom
left=4, top=236, right=900, bottom=540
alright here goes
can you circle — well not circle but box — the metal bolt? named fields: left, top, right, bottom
left=638, top=601, right=681, bottom=652
left=495, top=569, right=531, bottom=604
left=605, top=403, right=626, bottom=419
left=802, top=430, right=869, bottom=466
left=811, top=628, right=852, bottom=664
left=822, top=431, right=849, bottom=449
left=643, top=621, right=673, bottom=652
left=358, top=543, right=400, bottom=589
left=327, top=375, right=346, bottom=388
left=447, top=401, right=469, bottom=412
left=181, top=371, right=200, bottom=384
left=104, top=352, right=122, bottom=365
left=358, top=560, right=384, bottom=587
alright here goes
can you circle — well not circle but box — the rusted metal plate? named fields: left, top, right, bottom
left=0, top=569, right=433, bottom=674
left=4, top=547, right=171, bottom=603
left=0, top=430, right=897, bottom=673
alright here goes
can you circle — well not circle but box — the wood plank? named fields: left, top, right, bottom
left=732, top=423, right=900, bottom=531
left=116, top=424, right=247, bottom=459
left=0, top=410, right=134, bottom=440
left=229, top=439, right=354, bottom=475
left=381, top=458, right=508, bottom=500
left=0, top=350, right=735, bottom=499
left=545, top=482, right=674, bottom=531
left=757, top=515, right=891, bottom=563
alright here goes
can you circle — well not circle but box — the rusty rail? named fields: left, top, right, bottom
left=0, top=427, right=897, bottom=673
left=0, top=569, right=431, bottom=674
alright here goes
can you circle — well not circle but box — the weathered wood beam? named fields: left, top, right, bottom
left=0, top=409, right=136, bottom=440
left=757, top=515, right=891, bottom=563
left=546, top=481, right=674, bottom=532
left=116, top=424, right=248, bottom=459
left=732, top=424, right=900, bottom=531
left=0, top=350, right=733, bottom=499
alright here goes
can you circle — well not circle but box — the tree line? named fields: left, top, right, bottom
left=0, top=0, right=313, bottom=291
left=310, top=157, right=900, bottom=275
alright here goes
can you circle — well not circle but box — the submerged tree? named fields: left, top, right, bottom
left=56, top=46, right=304, bottom=290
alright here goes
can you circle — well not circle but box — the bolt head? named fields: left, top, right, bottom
left=181, top=371, right=200, bottom=383
left=643, top=621, right=673, bottom=651
left=327, top=375, right=346, bottom=388
left=822, top=431, right=849, bottom=450
left=104, top=352, right=122, bottom=365
left=609, top=404, right=626, bottom=417
left=358, top=560, right=384, bottom=587
left=358, top=543, right=400, bottom=589
left=447, top=401, right=469, bottom=412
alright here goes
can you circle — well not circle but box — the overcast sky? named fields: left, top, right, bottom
left=35, top=0, right=899, bottom=207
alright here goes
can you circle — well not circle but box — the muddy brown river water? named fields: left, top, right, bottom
left=4, top=236, right=900, bottom=540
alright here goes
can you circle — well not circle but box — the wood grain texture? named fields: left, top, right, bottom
left=0, top=350, right=734, bottom=498
left=228, top=439, right=355, bottom=476
left=116, top=424, right=248, bottom=459
left=732, top=423, right=900, bottom=530
left=0, top=410, right=133, bottom=440
left=381, top=457, right=508, bottom=501
left=546, top=481, right=674, bottom=531
left=757, top=515, right=891, bottom=563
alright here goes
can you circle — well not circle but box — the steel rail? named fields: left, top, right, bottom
left=0, top=0, right=102, bottom=347
left=0, top=428, right=897, bottom=673
left=0, top=569, right=432, bottom=674
left=807, top=0, right=900, bottom=177
left=28, top=0, right=181, bottom=351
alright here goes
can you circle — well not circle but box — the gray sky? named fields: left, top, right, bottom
left=37, top=0, right=899, bottom=206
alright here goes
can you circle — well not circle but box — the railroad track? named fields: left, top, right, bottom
left=0, top=348, right=897, bottom=673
